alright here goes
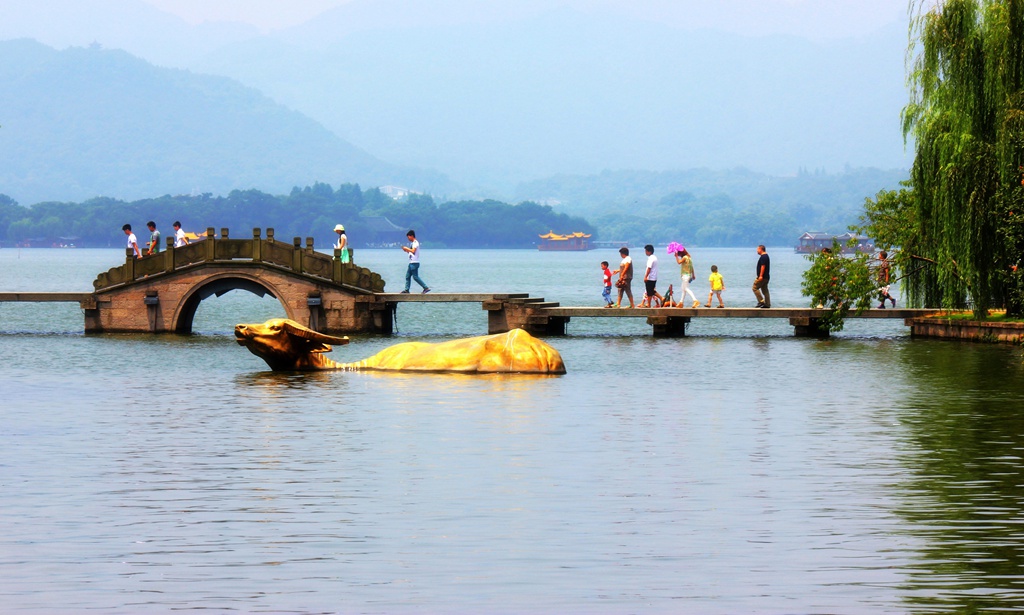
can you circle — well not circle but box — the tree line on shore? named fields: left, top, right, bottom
left=806, top=0, right=1024, bottom=322
left=0, top=183, right=594, bottom=249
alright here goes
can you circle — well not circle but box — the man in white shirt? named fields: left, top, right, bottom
left=173, top=221, right=190, bottom=248
left=400, top=229, right=430, bottom=293
left=122, top=223, right=141, bottom=259
left=643, top=244, right=663, bottom=307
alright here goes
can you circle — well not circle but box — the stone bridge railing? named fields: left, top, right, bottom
left=92, top=227, right=385, bottom=293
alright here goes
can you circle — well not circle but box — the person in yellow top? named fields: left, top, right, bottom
left=674, top=247, right=701, bottom=308
left=705, top=264, right=726, bottom=308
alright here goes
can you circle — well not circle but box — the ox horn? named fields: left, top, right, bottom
left=281, top=320, right=350, bottom=345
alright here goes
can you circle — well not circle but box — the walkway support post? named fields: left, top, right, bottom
left=483, top=300, right=509, bottom=334
left=144, top=290, right=160, bottom=332
left=307, top=291, right=324, bottom=331
left=790, top=316, right=829, bottom=338
left=648, top=315, right=689, bottom=337
left=483, top=298, right=566, bottom=335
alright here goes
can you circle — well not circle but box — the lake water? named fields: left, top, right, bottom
left=2, top=247, right=1024, bottom=613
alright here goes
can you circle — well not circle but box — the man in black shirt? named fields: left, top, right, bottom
left=752, top=245, right=771, bottom=308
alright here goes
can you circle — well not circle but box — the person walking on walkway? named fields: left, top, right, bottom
left=706, top=264, right=726, bottom=307
left=612, top=247, right=634, bottom=308
left=401, top=230, right=430, bottom=293
left=600, top=261, right=614, bottom=307
left=752, top=244, right=771, bottom=308
left=641, top=244, right=664, bottom=308
left=675, top=247, right=700, bottom=308
left=876, top=250, right=896, bottom=308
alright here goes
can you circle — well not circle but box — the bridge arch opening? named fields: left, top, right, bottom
left=174, top=275, right=294, bottom=334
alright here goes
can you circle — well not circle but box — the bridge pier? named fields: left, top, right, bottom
left=484, top=298, right=567, bottom=335
left=790, top=316, right=830, bottom=338
left=648, top=315, right=689, bottom=337
left=144, top=290, right=160, bottom=332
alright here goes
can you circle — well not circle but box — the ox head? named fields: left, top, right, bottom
left=235, top=318, right=349, bottom=371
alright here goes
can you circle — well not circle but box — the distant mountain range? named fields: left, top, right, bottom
left=196, top=4, right=912, bottom=188
left=0, top=39, right=452, bottom=205
left=1, top=0, right=912, bottom=197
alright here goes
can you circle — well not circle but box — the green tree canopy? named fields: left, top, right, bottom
left=893, top=0, right=1024, bottom=315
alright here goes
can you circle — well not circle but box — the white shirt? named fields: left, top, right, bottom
left=408, top=239, right=420, bottom=263
left=126, top=232, right=138, bottom=251
left=174, top=228, right=187, bottom=247
left=646, top=254, right=658, bottom=281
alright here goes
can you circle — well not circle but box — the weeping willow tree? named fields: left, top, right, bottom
left=897, top=0, right=1024, bottom=316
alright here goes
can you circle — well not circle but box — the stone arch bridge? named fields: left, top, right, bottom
left=86, top=228, right=389, bottom=334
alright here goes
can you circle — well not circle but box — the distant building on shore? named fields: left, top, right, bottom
left=796, top=231, right=874, bottom=254
left=538, top=231, right=593, bottom=251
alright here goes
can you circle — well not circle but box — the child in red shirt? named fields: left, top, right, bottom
left=601, top=261, right=613, bottom=307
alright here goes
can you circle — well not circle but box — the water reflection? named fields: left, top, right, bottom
left=235, top=370, right=336, bottom=390
left=892, top=342, right=1024, bottom=611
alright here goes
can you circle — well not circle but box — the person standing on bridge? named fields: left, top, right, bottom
left=122, top=224, right=141, bottom=259
left=401, top=230, right=430, bottom=294
left=752, top=244, right=771, bottom=308
left=145, top=221, right=160, bottom=256
left=173, top=221, right=190, bottom=248
left=333, top=224, right=351, bottom=263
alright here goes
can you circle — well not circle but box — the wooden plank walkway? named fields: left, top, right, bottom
left=375, top=293, right=530, bottom=302
left=542, top=306, right=933, bottom=319
left=0, top=292, right=93, bottom=302
left=375, top=293, right=934, bottom=319
left=372, top=293, right=941, bottom=337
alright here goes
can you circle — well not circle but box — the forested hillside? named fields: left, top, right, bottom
left=0, top=39, right=452, bottom=205
left=0, top=184, right=593, bottom=249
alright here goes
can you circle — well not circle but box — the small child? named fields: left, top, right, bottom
left=639, top=290, right=665, bottom=308
left=601, top=261, right=614, bottom=307
left=705, top=264, right=725, bottom=307
left=660, top=284, right=675, bottom=308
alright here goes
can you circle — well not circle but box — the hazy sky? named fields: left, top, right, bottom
left=143, top=0, right=912, bottom=37
left=144, top=0, right=346, bottom=30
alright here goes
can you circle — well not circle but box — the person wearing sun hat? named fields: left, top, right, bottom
left=333, top=223, right=350, bottom=263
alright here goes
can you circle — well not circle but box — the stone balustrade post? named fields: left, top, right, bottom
left=332, top=248, right=342, bottom=284
left=165, top=237, right=175, bottom=273
left=125, top=248, right=136, bottom=280
left=292, top=237, right=302, bottom=273
left=205, top=228, right=215, bottom=261
left=252, top=228, right=262, bottom=263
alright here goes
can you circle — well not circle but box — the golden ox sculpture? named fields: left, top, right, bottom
left=234, top=318, right=566, bottom=374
